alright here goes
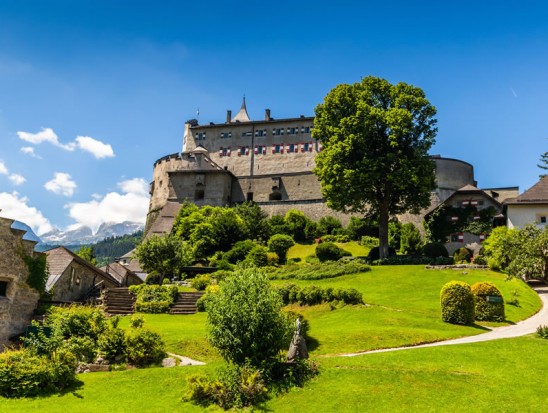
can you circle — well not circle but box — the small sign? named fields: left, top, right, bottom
left=486, top=295, right=502, bottom=303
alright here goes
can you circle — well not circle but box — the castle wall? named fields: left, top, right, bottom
left=432, top=156, right=475, bottom=201
left=0, top=218, right=40, bottom=350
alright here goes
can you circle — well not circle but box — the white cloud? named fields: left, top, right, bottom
left=67, top=178, right=148, bottom=232
left=75, top=136, right=115, bottom=159
left=20, top=146, right=42, bottom=159
left=0, top=160, right=7, bottom=175
left=0, top=191, right=53, bottom=235
left=9, top=174, right=26, bottom=185
left=44, top=172, right=77, bottom=197
left=17, top=128, right=115, bottom=159
left=17, top=128, right=75, bottom=151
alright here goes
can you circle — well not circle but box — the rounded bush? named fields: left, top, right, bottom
left=423, top=242, right=449, bottom=258
left=125, top=328, right=166, bottom=366
left=191, top=274, right=212, bottom=291
left=453, top=247, right=472, bottom=264
left=367, top=246, right=397, bottom=261
left=316, top=242, right=345, bottom=262
left=471, top=282, right=505, bottom=321
left=440, top=281, right=475, bottom=325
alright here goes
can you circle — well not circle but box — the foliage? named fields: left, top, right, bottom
left=440, top=281, right=475, bottom=325
left=21, top=251, right=48, bottom=295
left=284, top=209, right=312, bottom=241
left=76, top=245, right=97, bottom=266
left=135, top=234, right=192, bottom=280
left=373, top=256, right=453, bottom=265
left=190, top=274, right=212, bottom=291
left=268, top=234, right=295, bottom=264
left=538, top=151, right=548, bottom=178
left=313, top=76, right=437, bottom=259
left=399, top=223, right=423, bottom=255
left=274, top=283, right=364, bottom=306
left=317, top=216, right=343, bottom=236
left=367, top=246, right=397, bottom=261
left=124, top=328, right=166, bottom=367
left=360, top=235, right=379, bottom=248
left=245, top=245, right=269, bottom=267
left=206, top=267, right=292, bottom=368
left=425, top=204, right=497, bottom=243
left=97, top=327, right=127, bottom=361
left=315, top=242, right=350, bottom=262
left=45, top=305, right=108, bottom=342
left=129, top=284, right=178, bottom=313
left=423, top=242, right=449, bottom=258
left=233, top=201, right=271, bottom=242
left=269, top=260, right=370, bottom=280
left=90, top=230, right=143, bottom=267
left=223, top=239, right=257, bottom=264
left=471, top=282, right=505, bottom=322
left=537, top=325, right=548, bottom=339
left=185, top=364, right=268, bottom=409
left=322, top=234, right=350, bottom=243
left=0, top=348, right=77, bottom=398
left=482, top=226, right=520, bottom=271
left=388, top=221, right=402, bottom=250
left=346, top=217, right=374, bottom=240
left=268, top=215, right=289, bottom=236
left=453, top=247, right=472, bottom=264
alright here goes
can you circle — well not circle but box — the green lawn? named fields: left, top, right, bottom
left=287, top=241, right=370, bottom=261
left=1, top=264, right=544, bottom=412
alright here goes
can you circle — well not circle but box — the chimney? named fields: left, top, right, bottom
left=265, top=108, right=271, bottom=121
left=226, top=110, right=232, bottom=123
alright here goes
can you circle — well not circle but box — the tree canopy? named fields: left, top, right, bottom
left=313, top=76, right=437, bottom=258
left=538, top=151, right=548, bottom=178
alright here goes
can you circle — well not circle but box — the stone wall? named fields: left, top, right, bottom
left=0, top=218, right=40, bottom=350
left=50, top=261, right=117, bottom=302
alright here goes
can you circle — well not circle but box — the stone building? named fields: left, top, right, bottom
left=45, top=246, right=120, bottom=302
left=145, top=100, right=518, bottom=240
left=505, top=176, right=548, bottom=229
left=0, top=217, right=41, bottom=349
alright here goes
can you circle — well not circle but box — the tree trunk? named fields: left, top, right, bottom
left=378, top=205, right=390, bottom=259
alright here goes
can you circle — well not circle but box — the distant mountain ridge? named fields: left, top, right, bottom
left=39, top=221, right=144, bottom=246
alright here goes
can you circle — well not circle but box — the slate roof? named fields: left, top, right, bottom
left=505, top=176, right=548, bottom=205
left=44, top=246, right=120, bottom=290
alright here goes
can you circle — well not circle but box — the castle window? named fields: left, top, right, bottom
left=195, top=189, right=205, bottom=201
left=255, top=129, right=266, bottom=137
left=219, top=147, right=231, bottom=157
left=273, top=128, right=284, bottom=136
left=196, top=132, right=206, bottom=140
left=304, top=126, right=311, bottom=134
left=269, top=192, right=282, bottom=201
left=221, top=132, right=232, bottom=139
left=0, top=281, right=8, bottom=297
left=246, top=192, right=253, bottom=202
left=289, top=127, right=297, bottom=135
left=241, top=131, right=252, bottom=137
left=540, top=216, right=547, bottom=224
left=289, top=143, right=295, bottom=153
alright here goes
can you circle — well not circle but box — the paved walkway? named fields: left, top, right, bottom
left=343, top=285, right=548, bottom=357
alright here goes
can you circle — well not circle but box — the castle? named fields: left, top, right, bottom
left=144, top=100, right=518, bottom=243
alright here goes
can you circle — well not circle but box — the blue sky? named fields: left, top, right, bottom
left=0, top=0, right=546, bottom=235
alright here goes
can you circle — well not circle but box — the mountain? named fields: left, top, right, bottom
left=40, top=221, right=144, bottom=246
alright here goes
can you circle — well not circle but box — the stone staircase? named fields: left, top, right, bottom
left=169, top=292, right=204, bottom=315
left=103, top=287, right=135, bottom=315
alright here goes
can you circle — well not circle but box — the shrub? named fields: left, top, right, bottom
left=423, top=242, right=449, bottom=258
left=125, top=328, right=166, bottom=367
left=63, top=335, right=96, bottom=363
left=471, top=282, right=505, bottom=321
left=321, top=234, right=351, bottom=243
left=206, top=267, right=292, bottom=368
left=453, top=247, right=473, bottom=264
left=537, top=325, right=548, bottom=339
left=0, top=348, right=77, bottom=398
left=317, top=216, right=343, bottom=236
left=472, top=254, right=488, bottom=265
left=399, top=223, right=423, bottom=255
left=97, top=327, right=127, bottom=362
left=360, top=236, right=379, bottom=248
left=45, top=305, right=108, bottom=342
left=440, top=281, right=475, bottom=325
left=211, top=269, right=233, bottom=282
left=274, top=283, right=363, bottom=306
left=269, top=260, right=370, bottom=280
left=224, top=240, right=257, bottom=264
left=374, top=256, right=453, bottom=265
left=129, top=314, right=145, bottom=329
left=268, top=234, right=295, bottom=264
left=367, top=246, right=397, bottom=261
left=245, top=245, right=269, bottom=267
left=191, top=274, right=212, bottom=291
left=129, top=284, right=178, bottom=313
left=316, top=242, right=344, bottom=262
left=145, top=271, right=162, bottom=285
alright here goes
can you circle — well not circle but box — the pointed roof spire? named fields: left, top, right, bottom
left=232, top=96, right=251, bottom=122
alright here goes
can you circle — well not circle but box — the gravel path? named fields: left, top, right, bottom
left=342, top=285, right=548, bottom=357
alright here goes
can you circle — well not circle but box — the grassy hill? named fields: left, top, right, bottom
left=2, top=264, right=543, bottom=412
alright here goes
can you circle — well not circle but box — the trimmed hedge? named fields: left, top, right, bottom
left=274, top=283, right=363, bottom=306
left=315, top=242, right=351, bottom=262
left=471, top=282, right=505, bottom=322
left=440, top=281, right=475, bottom=325
left=129, top=284, right=178, bottom=313
left=367, top=246, right=397, bottom=261
left=423, top=242, right=449, bottom=258
left=373, top=256, right=453, bottom=265
left=269, top=260, right=370, bottom=280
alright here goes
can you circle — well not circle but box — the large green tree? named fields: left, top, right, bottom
left=313, top=76, right=437, bottom=258
left=135, top=234, right=192, bottom=281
